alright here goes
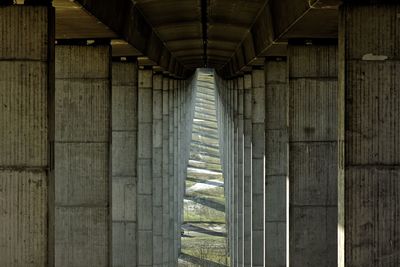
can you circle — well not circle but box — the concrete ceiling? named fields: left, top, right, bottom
left=25, top=0, right=342, bottom=77
left=17, top=0, right=142, bottom=57
left=134, top=0, right=266, bottom=69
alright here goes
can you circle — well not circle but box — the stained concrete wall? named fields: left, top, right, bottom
left=112, top=61, right=138, bottom=267
left=237, top=76, right=245, bottom=267
left=0, top=6, right=53, bottom=267
left=339, top=4, right=400, bottom=266
left=137, top=69, right=153, bottom=266
left=54, top=44, right=111, bottom=266
left=162, top=76, right=171, bottom=266
left=288, top=44, right=338, bottom=267
left=251, top=69, right=266, bottom=267
left=152, top=74, right=163, bottom=267
left=265, top=59, right=289, bottom=267
left=243, top=74, right=253, bottom=266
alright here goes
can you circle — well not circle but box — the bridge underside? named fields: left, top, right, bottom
left=0, top=1, right=399, bottom=267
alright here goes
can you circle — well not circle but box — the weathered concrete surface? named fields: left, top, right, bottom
left=138, top=69, right=153, bottom=267
left=339, top=4, right=400, bottom=267
left=265, top=59, right=288, bottom=267
left=251, top=69, right=266, bottom=267
left=162, top=76, right=171, bottom=266
left=54, top=44, right=111, bottom=266
left=0, top=6, right=53, bottom=267
left=112, top=62, right=138, bottom=267
left=237, top=76, right=245, bottom=267
left=289, top=44, right=338, bottom=267
left=243, top=73, right=253, bottom=266
left=153, top=73, right=164, bottom=267
left=168, top=78, right=176, bottom=266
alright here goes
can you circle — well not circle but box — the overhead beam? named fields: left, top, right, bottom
left=76, top=0, right=188, bottom=77
left=219, top=0, right=340, bottom=78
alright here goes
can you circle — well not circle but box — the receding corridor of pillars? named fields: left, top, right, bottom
left=0, top=1, right=400, bottom=267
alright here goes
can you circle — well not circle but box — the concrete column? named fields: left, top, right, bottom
left=168, top=78, right=175, bottom=266
left=243, top=73, right=253, bottom=266
left=54, top=44, right=111, bottom=266
left=233, top=78, right=239, bottom=267
left=173, top=79, right=179, bottom=260
left=265, top=58, right=289, bottom=267
left=112, top=61, right=138, bottom=267
left=178, top=80, right=184, bottom=255
left=237, top=76, right=245, bottom=267
left=137, top=68, right=153, bottom=266
left=162, top=76, right=171, bottom=266
left=339, top=3, right=400, bottom=266
left=152, top=73, right=163, bottom=267
left=251, top=69, right=266, bottom=267
left=288, top=43, right=338, bottom=266
left=0, top=6, right=54, bottom=266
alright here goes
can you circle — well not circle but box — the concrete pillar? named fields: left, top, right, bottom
left=288, top=43, right=338, bottom=266
left=233, top=78, right=239, bottom=267
left=339, top=3, right=400, bottom=266
left=168, top=78, right=175, bottom=266
left=162, top=76, right=171, bottom=266
left=112, top=61, right=138, bottom=267
left=54, top=44, right=111, bottom=266
left=265, top=58, right=289, bottom=267
left=237, top=76, right=245, bottom=267
left=152, top=73, right=163, bottom=267
left=173, top=79, right=179, bottom=260
left=137, top=68, right=153, bottom=266
left=243, top=73, right=253, bottom=266
left=251, top=69, right=266, bottom=267
left=0, top=6, right=54, bottom=266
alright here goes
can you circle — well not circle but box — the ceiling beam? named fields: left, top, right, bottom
left=76, top=0, right=188, bottom=78
left=219, top=0, right=340, bottom=78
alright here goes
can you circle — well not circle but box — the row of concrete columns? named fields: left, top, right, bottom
left=216, top=4, right=400, bottom=266
left=1, top=3, right=400, bottom=267
left=0, top=6, right=196, bottom=266
left=114, top=66, right=195, bottom=267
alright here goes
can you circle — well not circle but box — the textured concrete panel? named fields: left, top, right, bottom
left=0, top=6, right=50, bottom=60
left=290, top=207, right=337, bottom=267
left=266, top=129, right=288, bottom=176
left=0, top=171, right=47, bottom=267
left=290, top=142, right=337, bottom=206
left=0, top=61, right=48, bottom=166
left=54, top=143, right=108, bottom=205
left=265, top=176, right=287, bottom=222
left=55, top=79, right=110, bottom=142
left=112, top=132, right=137, bottom=177
left=290, top=79, right=337, bottom=142
left=55, top=207, right=108, bottom=267
left=289, top=45, right=338, bottom=78
left=113, top=177, right=136, bottom=222
left=56, top=46, right=110, bottom=79
left=112, top=85, right=138, bottom=131
left=138, top=231, right=153, bottom=266
left=112, top=62, right=138, bottom=85
left=266, top=222, right=286, bottom=267
left=346, top=61, right=400, bottom=165
left=266, top=83, right=288, bottom=130
left=112, top=222, right=137, bottom=267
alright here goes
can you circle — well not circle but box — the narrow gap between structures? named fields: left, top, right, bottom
left=179, top=69, right=229, bottom=267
